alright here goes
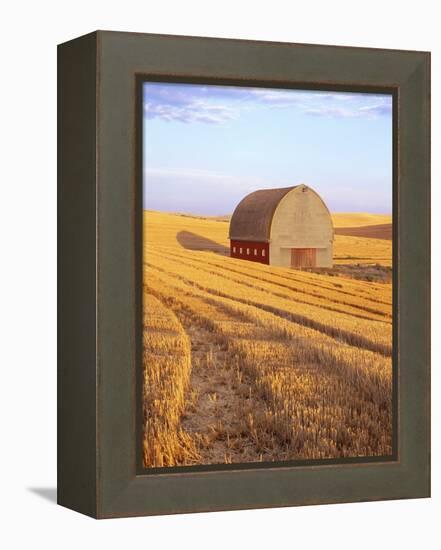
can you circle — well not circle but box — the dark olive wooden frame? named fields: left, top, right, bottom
left=58, top=30, right=430, bottom=519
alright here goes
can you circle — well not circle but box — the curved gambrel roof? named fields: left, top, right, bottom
left=228, top=186, right=298, bottom=242
left=229, top=184, right=332, bottom=242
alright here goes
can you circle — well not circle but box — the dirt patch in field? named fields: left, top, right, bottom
left=179, top=322, right=280, bottom=465
left=305, top=263, right=392, bottom=283
left=334, top=223, right=392, bottom=240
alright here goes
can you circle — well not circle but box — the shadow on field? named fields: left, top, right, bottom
left=306, top=264, right=392, bottom=283
left=177, top=231, right=229, bottom=256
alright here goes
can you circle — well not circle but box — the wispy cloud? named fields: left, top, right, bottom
left=250, top=89, right=343, bottom=108
left=359, top=103, right=393, bottom=117
left=305, top=101, right=392, bottom=119
left=144, top=167, right=269, bottom=190
left=145, top=167, right=241, bottom=182
left=252, top=88, right=392, bottom=119
left=143, top=82, right=392, bottom=124
left=144, top=83, right=242, bottom=125
left=143, top=167, right=271, bottom=214
left=144, top=101, right=236, bottom=124
left=143, top=167, right=391, bottom=215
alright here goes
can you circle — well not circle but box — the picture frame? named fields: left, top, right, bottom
left=58, top=30, right=430, bottom=518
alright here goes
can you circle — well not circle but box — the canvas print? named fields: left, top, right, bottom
left=141, top=82, right=393, bottom=469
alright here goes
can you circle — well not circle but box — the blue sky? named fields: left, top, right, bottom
left=143, top=82, right=393, bottom=215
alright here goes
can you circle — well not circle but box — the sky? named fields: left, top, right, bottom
left=143, top=82, right=393, bottom=215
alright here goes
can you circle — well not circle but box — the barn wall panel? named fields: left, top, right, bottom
left=230, top=240, right=269, bottom=265
left=316, top=247, right=333, bottom=267
left=270, top=186, right=333, bottom=268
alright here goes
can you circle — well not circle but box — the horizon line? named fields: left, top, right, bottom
left=143, top=208, right=393, bottom=217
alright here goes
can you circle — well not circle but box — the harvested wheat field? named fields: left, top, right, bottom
left=142, top=211, right=393, bottom=468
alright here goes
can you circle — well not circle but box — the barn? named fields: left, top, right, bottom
left=229, top=184, right=333, bottom=268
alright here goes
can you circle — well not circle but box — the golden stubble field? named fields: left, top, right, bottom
left=142, top=210, right=393, bottom=468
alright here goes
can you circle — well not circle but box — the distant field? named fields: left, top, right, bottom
left=182, top=212, right=393, bottom=228
left=142, top=210, right=393, bottom=468
left=333, top=213, right=392, bottom=244
left=331, top=213, right=392, bottom=228
left=145, top=210, right=393, bottom=266
left=334, top=224, right=391, bottom=240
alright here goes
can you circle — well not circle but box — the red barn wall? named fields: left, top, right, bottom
left=230, top=240, right=269, bottom=265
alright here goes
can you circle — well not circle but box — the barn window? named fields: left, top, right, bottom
left=239, top=247, right=243, bottom=254
left=254, top=249, right=257, bottom=256
left=246, top=248, right=250, bottom=255
left=262, top=249, right=266, bottom=257
left=233, top=246, right=236, bottom=253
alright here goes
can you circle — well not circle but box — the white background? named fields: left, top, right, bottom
left=0, top=1, right=439, bottom=548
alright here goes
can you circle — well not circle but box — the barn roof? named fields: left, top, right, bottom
left=229, top=185, right=299, bottom=242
